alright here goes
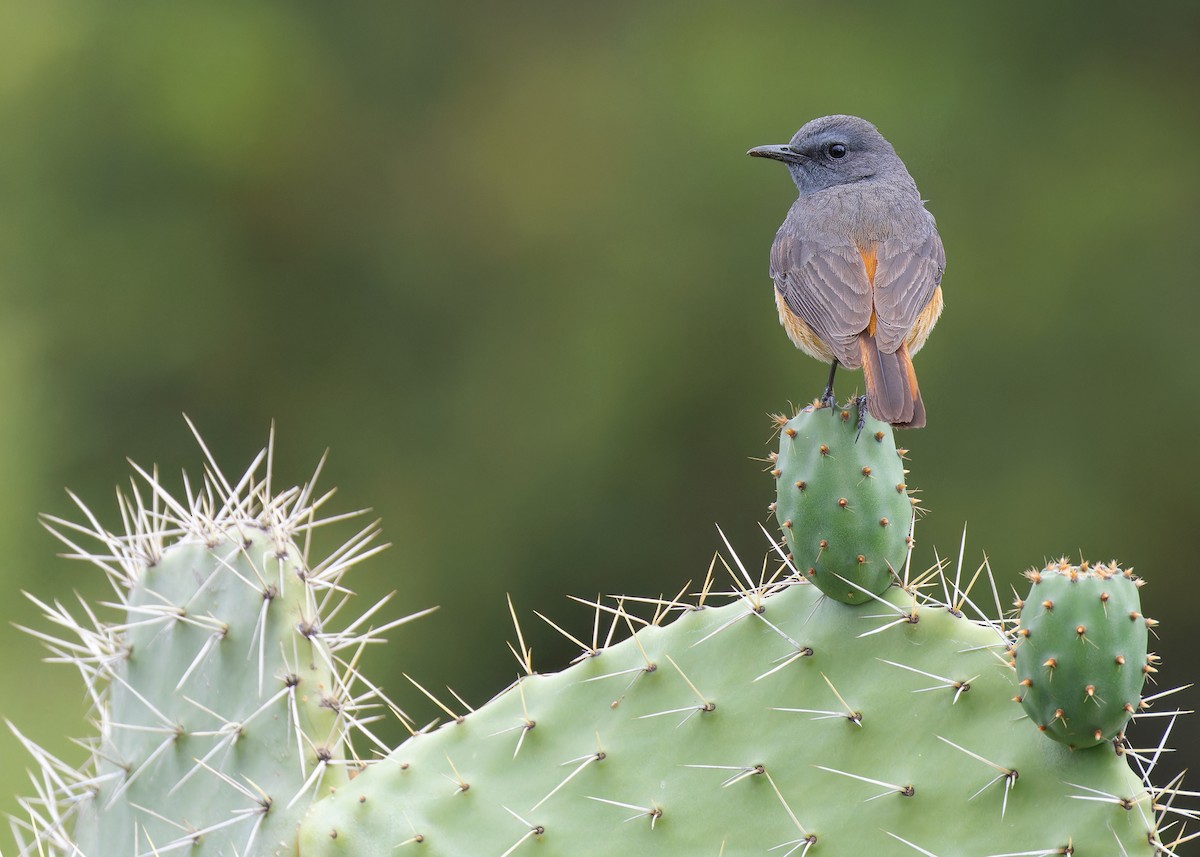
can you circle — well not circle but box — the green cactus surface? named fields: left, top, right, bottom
left=10, top=426, right=1192, bottom=856
left=67, top=529, right=349, bottom=856
left=297, top=561, right=1167, bottom=855
left=1012, top=560, right=1153, bottom=749
left=772, top=401, right=915, bottom=605
left=10, top=434, right=432, bottom=856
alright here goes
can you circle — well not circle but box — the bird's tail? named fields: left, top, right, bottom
left=858, top=336, right=925, bottom=429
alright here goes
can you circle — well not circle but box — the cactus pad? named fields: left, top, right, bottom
left=298, top=560, right=1169, bottom=855
left=10, top=434, right=432, bottom=856
left=772, top=401, right=914, bottom=604
left=1012, top=560, right=1152, bottom=749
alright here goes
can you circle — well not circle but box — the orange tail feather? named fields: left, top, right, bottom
left=858, top=336, right=925, bottom=429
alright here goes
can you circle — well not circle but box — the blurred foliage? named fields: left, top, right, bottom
left=1, top=1, right=1198, bottom=846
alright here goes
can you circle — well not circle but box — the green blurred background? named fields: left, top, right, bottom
left=2, top=2, right=1198, bottom=845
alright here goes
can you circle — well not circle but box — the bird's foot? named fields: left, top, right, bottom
left=820, top=361, right=839, bottom=414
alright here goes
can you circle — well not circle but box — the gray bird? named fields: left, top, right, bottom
left=749, top=115, right=945, bottom=428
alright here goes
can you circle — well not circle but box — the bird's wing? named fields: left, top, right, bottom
left=770, top=230, right=873, bottom=366
left=870, top=227, right=945, bottom=353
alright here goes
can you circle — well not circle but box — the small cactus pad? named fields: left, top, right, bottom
left=772, top=401, right=914, bottom=604
left=1012, top=560, right=1151, bottom=749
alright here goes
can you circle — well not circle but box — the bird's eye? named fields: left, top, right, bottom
left=828, top=143, right=848, bottom=159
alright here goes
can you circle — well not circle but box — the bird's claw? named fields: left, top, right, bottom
left=820, top=361, right=839, bottom=414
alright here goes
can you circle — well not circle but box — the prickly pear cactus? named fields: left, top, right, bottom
left=10, top=422, right=1194, bottom=856
left=772, top=400, right=915, bottom=604
left=296, top=554, right=1169, bottom=855
left=68, top=528, right=346, bottom=856
left=9, top=431, right=432, bottom=856
left=1012, top=560, right=1153, bottom=749
left=293, top=415, right=1183, bottom=856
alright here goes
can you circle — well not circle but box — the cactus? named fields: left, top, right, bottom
left=293, top=537, right=1173, bottom=855
left=8, top=429, right=433, bottom=856
left=771, top=400, right=915, bottom=605
left=9, top=420, right=1195, bottom=855
left=1012, top=560, right=1153, bottom=749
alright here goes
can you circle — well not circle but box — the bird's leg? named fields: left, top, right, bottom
left=854, top=395, right=868, bottom=441
left=820, top=360, right=839, bottom=412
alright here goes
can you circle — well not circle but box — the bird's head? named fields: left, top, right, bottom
left=748, top=115, right=907, bottom=196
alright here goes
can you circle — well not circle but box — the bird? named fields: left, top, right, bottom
left=748, top=115, right=945, bottom=428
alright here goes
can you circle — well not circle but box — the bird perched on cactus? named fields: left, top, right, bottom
left=749, top=115, right=945, bottom=428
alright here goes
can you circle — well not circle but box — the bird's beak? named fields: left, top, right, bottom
left=739, top=141, right=806, bottom=163
left=747, top=144, right=805, bottom=165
